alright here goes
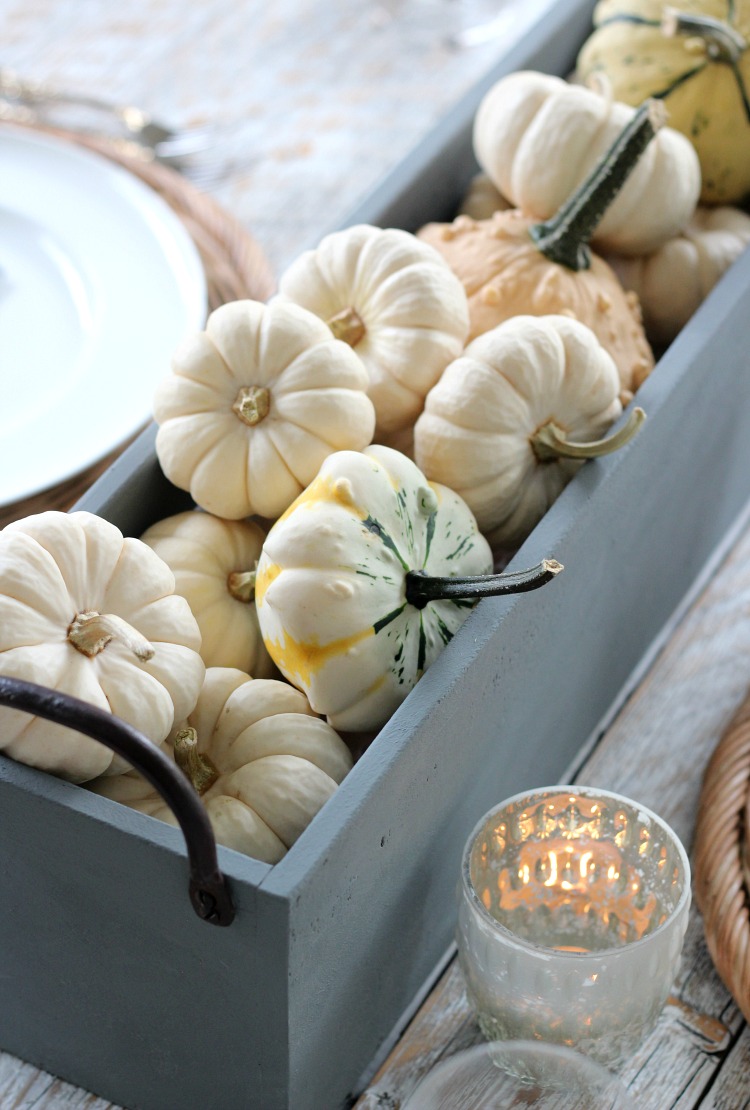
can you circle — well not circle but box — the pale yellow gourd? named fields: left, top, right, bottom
left=605, top=206, right=750, bottom=345
left=140, top=510, right=276, bottom=677
left=420, top=102, right=663, bottom=397
left=255, top=445, right=561, bottom=732
left=577, top=1, right=750, bottom=204
left=153, top=299, right=376, bottom=521
left=473, top=69, right=700, bottom=255
left=414, top=315, right=643, bottom=549
left=0, top=511, right=204, bottom=782
left=90, top=667, right=353, bottom=864
left=275, top=225, right=470, bottom=435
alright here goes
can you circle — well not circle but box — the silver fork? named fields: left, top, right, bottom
left=0, top=68, right=216, bottom=164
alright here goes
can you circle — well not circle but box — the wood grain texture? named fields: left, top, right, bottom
left=354, top=520, right=750, bottom=1108
left=0, top=0, right=554, bottom=275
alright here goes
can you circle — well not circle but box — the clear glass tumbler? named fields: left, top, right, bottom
left=457, top=785, right=691, bottom=1070
left=404, top=1040, right=636, bottom=1108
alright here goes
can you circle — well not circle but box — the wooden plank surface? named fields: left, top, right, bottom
left=354, top=516, right=750, bottom=1108
left=3, top=1, right=750, bottom=1106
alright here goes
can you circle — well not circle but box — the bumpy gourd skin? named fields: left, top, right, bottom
left=419, top=211, right=653, bottom=397
left=255, top=445, right=492, bottom=732
left=577, top=0, right=750, bottom=204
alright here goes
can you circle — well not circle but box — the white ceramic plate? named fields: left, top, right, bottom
left=0, top=127, right=207, bottom=507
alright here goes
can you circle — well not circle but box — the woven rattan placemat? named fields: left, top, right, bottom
left=694, top=690, right=750, bottom=1021
left=1, top=124, right=275, bottom=528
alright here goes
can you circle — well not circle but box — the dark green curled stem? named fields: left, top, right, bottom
left=405, top=558, right=563, bottom=609
left=532, top=407, right=646, bottom=462
left=661, top=7, right=747, bottom=62
left=528, top=100, right=665, bottom=271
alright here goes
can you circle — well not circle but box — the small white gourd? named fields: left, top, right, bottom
left=0, top=511, right=204, bottom=782
left=605, top=206, right=750, bottom=345
left=153, top=299, right=376, bottom=521
left=473, top=69, right=701, bottom=255
left=414, top=315, right=644, bottom=549
left=90, top=667, right=353, bottom=864
left=276, top=225, right=470, bottom=435
left=140, top=510, right=276, bottom=677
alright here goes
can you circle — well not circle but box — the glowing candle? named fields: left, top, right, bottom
left=457, top=786, right=690, bottom=1070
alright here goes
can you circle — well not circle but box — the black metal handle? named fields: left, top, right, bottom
left=0, top=676, right=235, bottom=927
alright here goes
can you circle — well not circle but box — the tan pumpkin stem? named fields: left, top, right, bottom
left=67, top=611, right=155, bottom=661
left=233, top=385, right=270, bottom=426
left=662, top=8, right=747, bottom=63
left=227, top=569, right=257, bottom=603
left=532, top=406, right=645, bottom=462
left=327, top=305, right=366, bottom=347
left=173, top=727, right=220, bottom=795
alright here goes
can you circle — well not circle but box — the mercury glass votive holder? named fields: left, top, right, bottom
left=457, top=785, right=691, bottom=1070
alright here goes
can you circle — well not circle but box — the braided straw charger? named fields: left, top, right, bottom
left=0, top=124, right=275, bottom=528
left=694, top=690, right=750, bottom=1020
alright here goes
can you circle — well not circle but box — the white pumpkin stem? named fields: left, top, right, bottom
left=662, top=8, right=747, bottom=63
left=529, top=101, right=665, bottom=271
left=68, top=611, right=155, bottom=661
left=233, top=385, right=271, bottom=426
left=227, top=569, right=257, bottom=603
left=532, top=407, right=645, bottom=462
left=327, top=305, right=366, bottom=347
left=405, top=558, right=563, bottom=608
left=173, top=727, right=220, bottom=795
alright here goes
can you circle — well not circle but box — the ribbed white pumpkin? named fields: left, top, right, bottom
left=89, top=667, right=353, bottom=864
left=414, top=315, right=638, bottom=548
left=153, top=299, right=376, bottom=521
left=473, top=70, right=701, bottom=255
left=255, top=445, right=493, bottom=732
left=0, top=511, right=204, bottom=782
left=606, top=206, right=750, bottom=345
left=276, top=225, right=470, bottom=434
left=140, top=510, right=276, bottom=677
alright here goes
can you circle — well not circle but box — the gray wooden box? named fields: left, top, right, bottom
left=3, top=3, right=750, bottom=1108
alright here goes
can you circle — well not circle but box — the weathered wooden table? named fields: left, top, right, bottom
left=2, top=0, right=750, bottom=1105
left=353, top=509, right=750, bottom=1109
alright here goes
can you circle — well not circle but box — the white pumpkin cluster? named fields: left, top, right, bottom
left=6, top=56, right=747, bottom=841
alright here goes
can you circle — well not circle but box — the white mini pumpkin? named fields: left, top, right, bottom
left=0, top=511, right=204, bottom=782
left=140, top=510, right=276, bottom=677
left=473, top=69, right=701, bottom=255
left=153, top=299, right=376, bottom=521
left=90, top=667, right=353, bottom=864
left=256, top=445, right=560, bottom=731
left=414, top=315, right=644, bottom=549
left=605, top=206, right=750, bottom=345
left=276, top=224, right=470, bottom=435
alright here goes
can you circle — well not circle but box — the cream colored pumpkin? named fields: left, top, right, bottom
left=256, top=445, right=561, bottom=732
left=140, top=510, right=276, bottom=677
left=605, top=206, right=750, bottom=345
left=414, top=315, right=643, bottom=549
left=90, top=668, right=353, bottom=864
left=153, top=299, right=376, bottom=521
left=275, top=224, right=470, bottom=435
left=0, top=511, right=204, bottom=783
left=473, top=69, right=700, bottom=255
